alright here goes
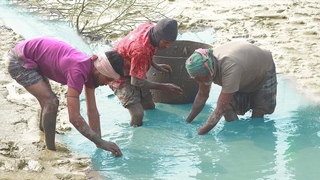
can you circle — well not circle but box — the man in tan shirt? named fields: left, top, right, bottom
left=185, top=41, right=277, bottom=135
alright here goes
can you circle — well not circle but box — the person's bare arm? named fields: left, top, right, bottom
left=186, top=83, right=211, bottom=123
left=131, top=76, right=182, bottom=96
left=84, top=87, right=101, bottom=136
left=66, top=87, right=122, bottom=157
left=197, top=92, right=234, bottom=135
left=151, top=60, right=172, bottom=73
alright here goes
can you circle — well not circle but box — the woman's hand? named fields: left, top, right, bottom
left=96, top=139, right=123, bottom=157
left=162, top=83, right=183, bottom=96
left=156, top=63, right=172, bottom=73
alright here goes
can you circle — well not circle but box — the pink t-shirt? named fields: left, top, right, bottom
left=14, top=37, right=95, bottom=93
left=110, top=22, right=157, bottom=88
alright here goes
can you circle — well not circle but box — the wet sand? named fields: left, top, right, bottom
left=0, top=0, right=319, bottom=179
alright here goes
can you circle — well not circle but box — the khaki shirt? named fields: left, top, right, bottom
left=211, top=41, right=274, bottom=93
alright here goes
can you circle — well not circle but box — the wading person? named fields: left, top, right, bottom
left=109, top=18, right=183, bottom=127
left=7, top=36, right=124, bottom=157
left=185, top=41, right=277, bottom=135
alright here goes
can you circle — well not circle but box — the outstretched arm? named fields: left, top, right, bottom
left=186, top=83, right=211, bottom=123
left=84, top=87, right=101, bottom=136
left=151, top=60, right=172, bottom=73
left=66, top=86, right=122, bottom=157
left=131, top=76, right=183, bottom=96
left=197, top=92, right=234, bottom=135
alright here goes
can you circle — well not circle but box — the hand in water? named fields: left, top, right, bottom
left=197, top=118, right=218, bottom=135
left=96, top=139, right=123, bottom=157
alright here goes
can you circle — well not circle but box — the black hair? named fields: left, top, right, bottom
left=105, top=51, right=124, bottom=77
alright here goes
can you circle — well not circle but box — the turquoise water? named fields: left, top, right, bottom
left=1, top=2, right=320, bottom=180
left=63, top=77, right=320, bottom=180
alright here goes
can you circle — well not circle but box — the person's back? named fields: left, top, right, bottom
left=14, top=36, right=93, bottom=93
left=213, top=41, right=274, bottom=93
left=111, top=22, right=156, bottom=89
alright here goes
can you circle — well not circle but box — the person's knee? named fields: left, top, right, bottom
left=224, top=110, right=238, bottom=122
left=131, top=110, right=144, bottom=126
left=141, top=101, right=155, bottom=110
left=44, top=96, right=59, bottom=113
left=224, top=105, right=239, bottom=122
left=251, top=110, right=264, bottom=118
left=127, top=104, right=144, bottom=126
left=251, top=105, right=275, bottom=118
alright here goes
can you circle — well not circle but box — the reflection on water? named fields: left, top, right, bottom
left=1, top=2, right=320, bottom=180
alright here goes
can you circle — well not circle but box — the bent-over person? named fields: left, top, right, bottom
left=6, top=36, right=125, bottom=157
left=185, top=41, right=277, bottom=135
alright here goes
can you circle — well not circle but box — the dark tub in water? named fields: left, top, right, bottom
left=147, top=40, right=213, bottom=104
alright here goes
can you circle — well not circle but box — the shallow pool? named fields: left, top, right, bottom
left=1, top=2, right=319, bottom=179
left=59, top=75, right=320, bottom=180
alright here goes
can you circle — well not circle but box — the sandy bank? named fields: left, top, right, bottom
left=0, top=0, right=319, bottom=179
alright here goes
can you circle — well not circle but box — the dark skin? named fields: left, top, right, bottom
left=158, top=39, right=172, bottom=50
left=185, top=75, right=233, bottom=135
left=126, top=39, right=183, bottom=126
left=186, top=74, right=264, bottom=135
left=26, top=67, right=122, bottom=157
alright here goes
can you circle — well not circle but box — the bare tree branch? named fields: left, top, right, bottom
left=7, top=0, right=177, bottom=41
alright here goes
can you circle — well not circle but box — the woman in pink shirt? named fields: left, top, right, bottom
left=7, top=36, right=124, bottom=157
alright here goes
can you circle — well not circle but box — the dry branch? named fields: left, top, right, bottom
left=6, top=0, right=176, bottom=41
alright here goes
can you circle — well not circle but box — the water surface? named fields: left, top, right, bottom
left=61, top=76, right=320, bottom=180
left=1, top=2, right=320, bottom=180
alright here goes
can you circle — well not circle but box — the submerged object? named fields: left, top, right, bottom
left=147, top=40, right=212, bottom=104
